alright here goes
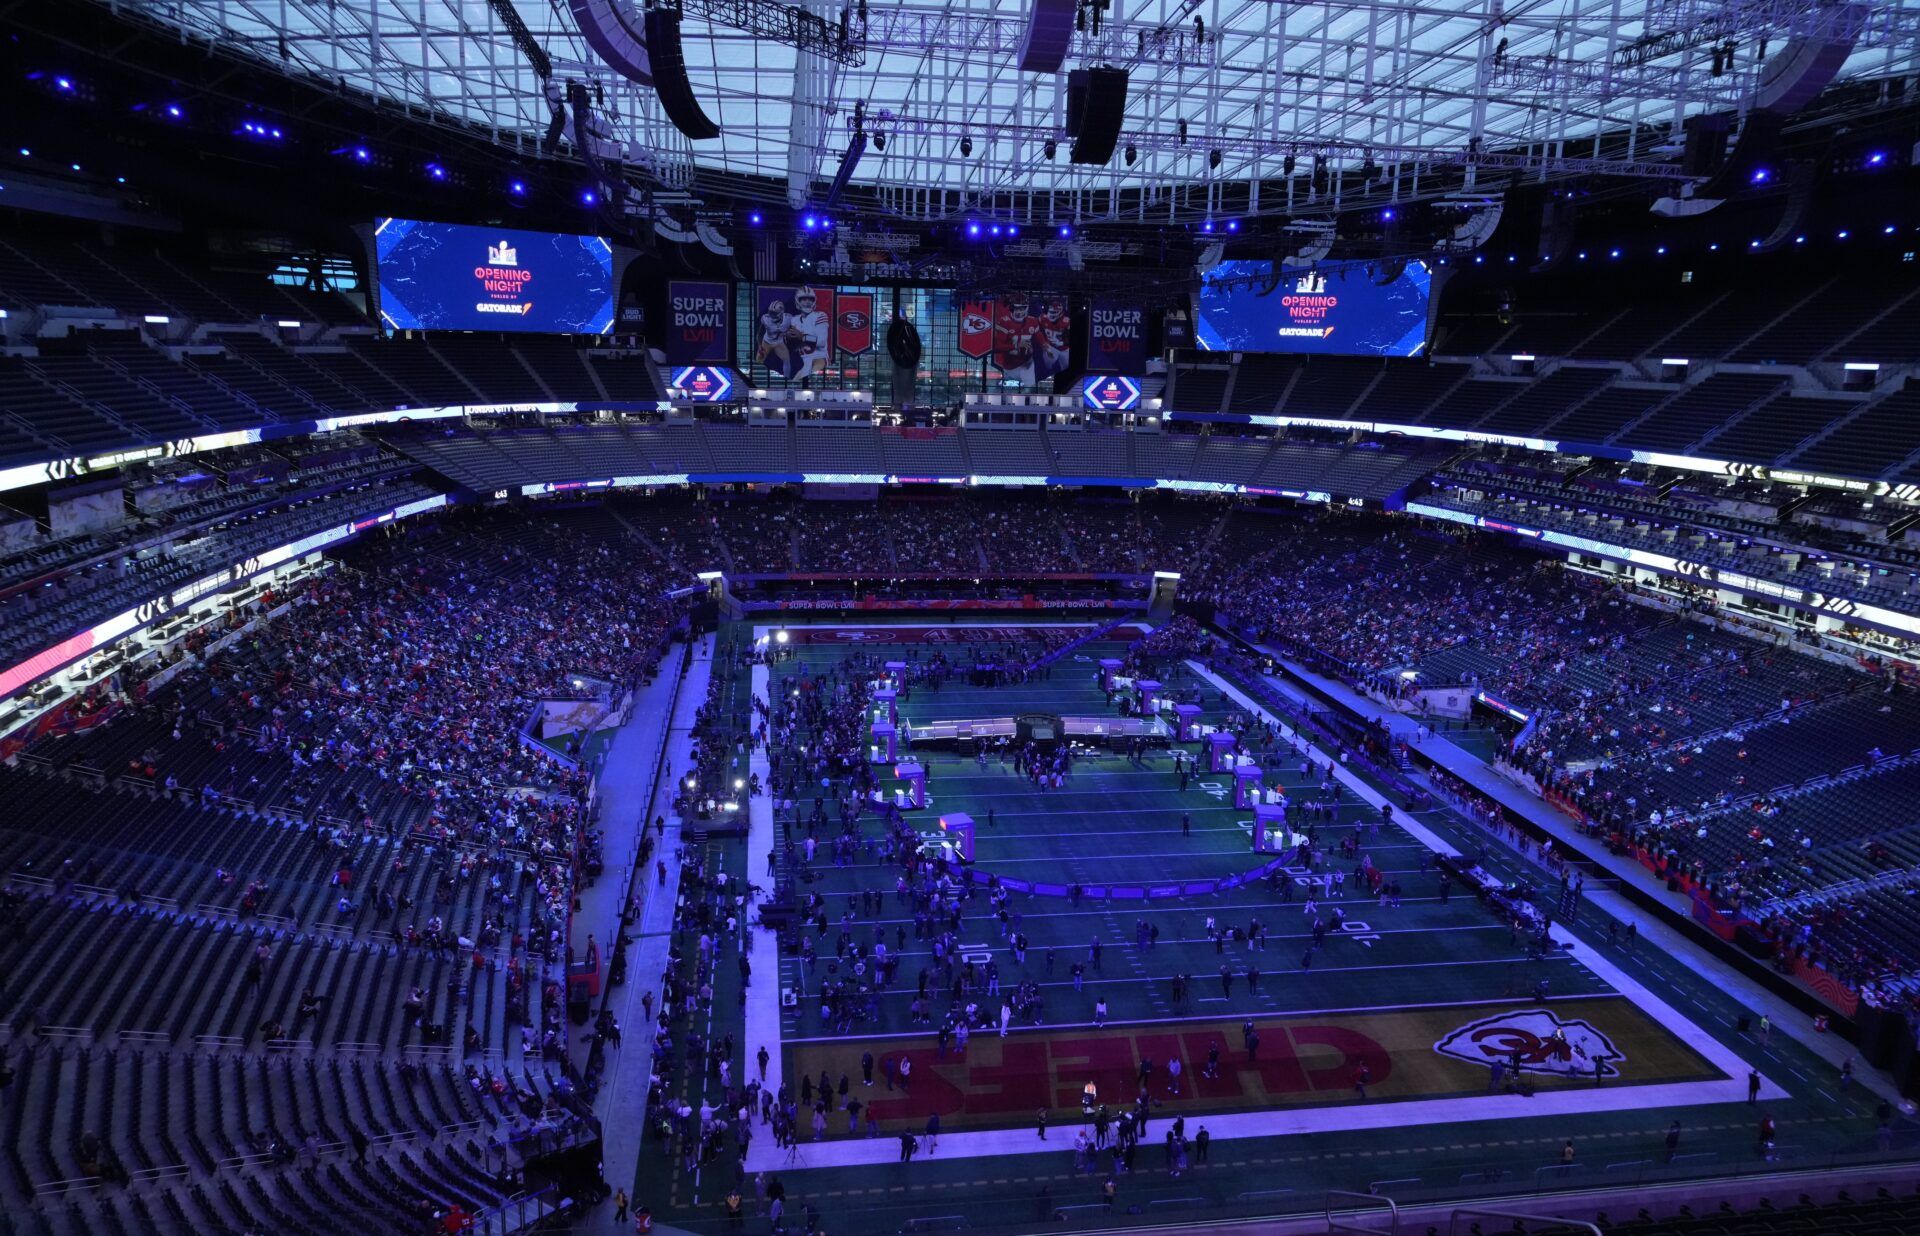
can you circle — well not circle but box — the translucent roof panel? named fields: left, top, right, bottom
left=145, top=0, right=1920, bottom=201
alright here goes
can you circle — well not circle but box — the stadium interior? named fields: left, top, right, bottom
left=3, top=1, right=1920, bottom=1234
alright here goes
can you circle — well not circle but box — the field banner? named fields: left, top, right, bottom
left=665, top=280, right=730, bottom=363
left=1088, top=298, right=1147, bottom=374
left=835, top=292, right=874, bottom=356
left=752, top=285, right=836, bottom=379
left=958, top=297, right=996, bottom=358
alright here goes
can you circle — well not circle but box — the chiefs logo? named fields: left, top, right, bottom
left=1435, top=1010, right=1624, bottom=1077
left=840, top=311, right=869, bottom=330
left=962, top=312, right=991, bottom=334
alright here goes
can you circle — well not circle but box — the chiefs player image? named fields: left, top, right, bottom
left=992, top=296, right=1042, bottom=385
left=1034, top=296, right=1071, bottom=380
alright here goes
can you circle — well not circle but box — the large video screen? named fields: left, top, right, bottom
left=374, top=218, right=615, bottom=334
left=1196, top=259, right=1432, bottom=357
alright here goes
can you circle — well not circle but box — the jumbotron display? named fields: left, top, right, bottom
left=374, top=218, right=616, bottom=334
left=1196, top=259, right=1433, bottom=356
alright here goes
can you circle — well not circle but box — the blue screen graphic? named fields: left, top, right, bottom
left=374, top=218, right=616, bottom=334
left=1196, top=259, right=1431, bottom=357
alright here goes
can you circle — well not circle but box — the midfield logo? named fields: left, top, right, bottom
left=1434, top=1009, right=1625, bottom=1077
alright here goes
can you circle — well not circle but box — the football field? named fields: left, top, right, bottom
left=635, top=618, right=1883, bottom=1234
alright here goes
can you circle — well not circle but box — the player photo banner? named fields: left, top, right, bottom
left=1088, top=298, right=1147, bottom=375
left=753, top=285, right=836, bottom=380
left=990, top=292, right=1072, bottom=386
left=958, top=297, right=995, bottom=359
left=665, top=280, right=731, bottom=364
left=835, top=292, right=874, bottom=356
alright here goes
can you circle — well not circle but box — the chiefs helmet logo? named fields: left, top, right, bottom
left=1435, top=1010, right=1625, bottom=1078
left=962, top=312, right=991, bottom=334
left=840, top=311, right=869, bottom=330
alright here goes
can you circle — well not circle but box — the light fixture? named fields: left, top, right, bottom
left=1125, top=145, right=1138, bottom=166
left=960, top=136, right=973, bottom=157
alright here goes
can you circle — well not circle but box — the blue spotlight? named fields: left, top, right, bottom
left=581, top=189, right=598, bottom=206
left=1200, top=220, right=1213, bottom=233
left=1750, top=167, right=1770, bottom=184
left=1609, top=248, right=1621, bottom=259
left=353, top=146, right=371, bottom=163
left=1837, top=230, right=1850, bottom=239
left=1656, top=245, right=1667, bottom=255
left=801, top=213, right=818, bottom=230
left=967, top=221, right=981, bottom=237
left=425, top=162, right=447, bottom=181
left=1008, top=225, right=1019, bottom=236
left=1867, top=151, right=1887, bottom=167
left=1381, top=208, right=1395, bottom=221
left=748, top=211, right=763, bottom=225
left=1058, top=225, right=1071, bottom=238
left=1577, top=251, right=1588, bottom=260
left=508, top=179, right=527, bottom=196
left=1226, top=219, right=1239, bottom=232
left=989, top=224, right=1002, bottom=235
left=55, top=77, right=73, bottom=91
left=1885, top=225, right=1898, bottom=234
left=165, top=104, right=183, bottom=119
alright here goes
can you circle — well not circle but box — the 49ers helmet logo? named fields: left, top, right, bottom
left=1435, top=1009, right=1625, bottom=1077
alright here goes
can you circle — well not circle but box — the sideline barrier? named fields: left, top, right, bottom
left=962, top=850, right=1299, bottom=899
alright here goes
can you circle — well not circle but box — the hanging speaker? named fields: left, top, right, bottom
left=1069, top=68, right=1128, bottom=165
left=645, top=7, right=720, bottom=140
left=887, top=317, right=922, bottom=368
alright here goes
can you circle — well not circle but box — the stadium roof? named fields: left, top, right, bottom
left=145, top=0, right=1920, bottom=210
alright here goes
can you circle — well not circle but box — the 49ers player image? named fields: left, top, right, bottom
left=754, top=285, right=834, bottom=381
left=1034, top=296, right=1072, bottom=380
left=992, top=296, right=1044, bottom=385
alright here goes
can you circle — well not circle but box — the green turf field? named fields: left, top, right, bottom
left=629, top=619, right=1898, bottom=1236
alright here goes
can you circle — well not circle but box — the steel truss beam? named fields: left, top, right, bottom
left=666, top=0, right=864, bottom=64
left=864, top=110, right=1695, bottom=179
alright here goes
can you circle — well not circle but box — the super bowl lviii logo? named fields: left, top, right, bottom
left=1435, top=1009, right=1625, bottom=1078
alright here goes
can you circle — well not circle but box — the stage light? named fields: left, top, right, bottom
left=270, top=127, right=282, bottom=139
left=425, top=162, right=447, bottom=180
left=1794, top=235, right=1806, bottom=244
left=1125, top=145, right=1138, bottom=166
left=1749, top=239, right=1761, bottom=248
left=1058, top=225, right=1072, bottom=238
left=967, top=221, right=981, bottom=237
left=748, top=211, right=763, bottom=225
left=70, top=163, right=81, bottom=172
left=1009, top=225, right=1019, bottom=236
left=165, top=104, right=183, bottom=119
left=1506, top=254, right=1516, bottom=262
left=1885, top=225, right=1897, bottom=234
left=801, top=213, right=818, bottom=230
left=1709, top=243, right=1720, bottom=250
left=874, top=133, right=887, bottom=151
left=1750, top=167, right=1770, bottom=184
left=1473, top=254, right=1484, bottom=264
left=989, top=224, right=1002, bottom=235
left=16, top=148, right=27, bottom=157
left=1609, top=248, right=1621, bottom=258
left=960, top=136, right=973, bottom=157
left=1837, top=230, right=1849, bottom=239
left=1226, top=220, right=1239, bottom=232
left=507, top=179, right=528, bottom=196
left=1044, top=139, right=1057, bottom=160
left=1656, top=246, right=1667, bottom=255
left=1208, top=148, right=1222, bottom=169
left=352, top=147, right=371, bottom=163
left=1381, top=208, right=1395, bottom=221
left=581, top=189, right=598, bottom=205
left=820, top=217, right=833, bottom=229
left=1577, top=251, right=1588, bottom=259
left=55, top=77, right=73, bottom=91
left=1867, top=151, right=1887, bottom=166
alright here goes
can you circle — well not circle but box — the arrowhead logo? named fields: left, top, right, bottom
left=1435, top=1010, right=1625, bottom=1077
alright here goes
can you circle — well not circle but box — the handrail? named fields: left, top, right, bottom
left=1326, top=1188, right=1398, bottom=1235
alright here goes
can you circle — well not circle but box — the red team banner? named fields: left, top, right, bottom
left=835, top=292, right=874, bottom=355
left=959, top=297, right=995, bottom=359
